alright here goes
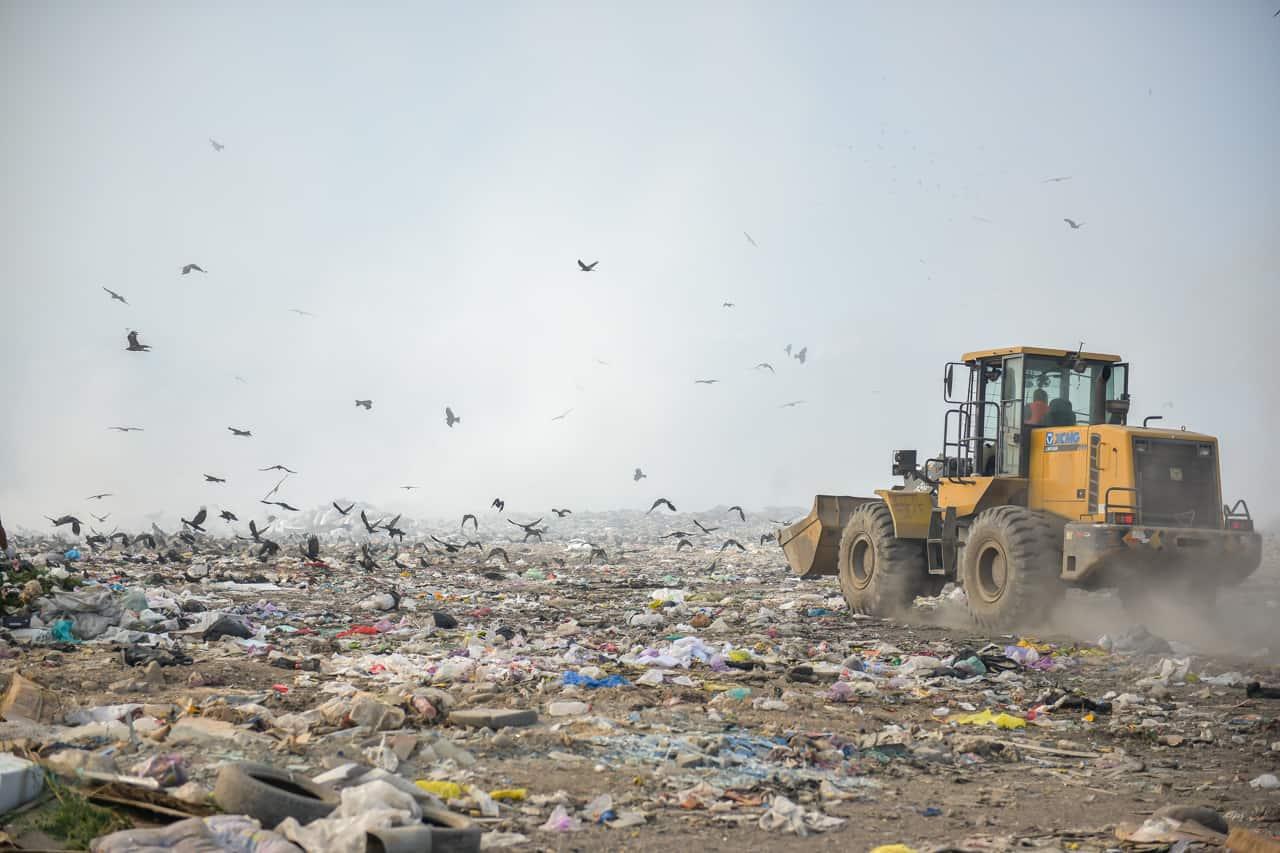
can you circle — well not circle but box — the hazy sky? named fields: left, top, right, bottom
left=3, top=2, right=1278, bottom=531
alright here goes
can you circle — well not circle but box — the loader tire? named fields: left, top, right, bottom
left=960, top=506, right=1063, bottom=629
left=838, top=502, right=929, bottom=616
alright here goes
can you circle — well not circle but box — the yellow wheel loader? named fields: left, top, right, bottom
left=778, top=346, right=1261, bottom=627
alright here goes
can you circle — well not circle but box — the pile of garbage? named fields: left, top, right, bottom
left=0, top=523, right=1278, bottom=851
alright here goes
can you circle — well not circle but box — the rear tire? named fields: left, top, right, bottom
left=838, top=502, right=930, bottom=616
left=960, top=506, right=1063, bottom=629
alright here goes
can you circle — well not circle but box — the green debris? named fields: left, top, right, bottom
left=14, top=773, right=131, bottom=850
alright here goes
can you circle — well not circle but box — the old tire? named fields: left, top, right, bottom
left=366, top=806, right=482, bottom=853
left=960, top=506, right=1063, bottom=629
left=213, top=761, right=339, bottom=828
left=838, top=502, right=929, bottom=616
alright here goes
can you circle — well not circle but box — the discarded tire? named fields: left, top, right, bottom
left=212, top=761, right=339, bottom=828
left=365, top=805, right=482, bottom=853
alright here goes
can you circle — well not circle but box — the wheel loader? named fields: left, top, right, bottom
left=778, top=345, right=1261, bottom=627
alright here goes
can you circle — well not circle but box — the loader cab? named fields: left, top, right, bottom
left=938, top=346, right=1128, bottom=481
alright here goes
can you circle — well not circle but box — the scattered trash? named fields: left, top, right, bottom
left=0, top=517, right=1274, bottom=850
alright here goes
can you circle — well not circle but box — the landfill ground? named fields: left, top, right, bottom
left=2, top=512, right=1279, bottom=851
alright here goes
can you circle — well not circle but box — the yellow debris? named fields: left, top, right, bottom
left=871, top=845, right=919, bottom=853
left=415, top=780, right=464, bottom=799
left=488, top=788, right=527, bottom=801
left=950, top=709, right=1026, bottom=730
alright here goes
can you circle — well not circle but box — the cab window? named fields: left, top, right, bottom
left=1024, top=356, right=1103, bottom=427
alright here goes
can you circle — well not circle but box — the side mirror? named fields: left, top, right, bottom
left=944, top=364, right=954, bottom=399
left=1105, top=399, right=1130, bottom=416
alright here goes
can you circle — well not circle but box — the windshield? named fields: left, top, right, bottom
left=1023, top=357, right=1106, bottom=427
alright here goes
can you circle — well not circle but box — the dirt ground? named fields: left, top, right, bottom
left=2, top=527, right=1279, bottom=851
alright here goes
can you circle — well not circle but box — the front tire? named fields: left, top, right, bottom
left=960, top=506, right=1063, bottom=629
left=838, top=502, right=930, bottom=616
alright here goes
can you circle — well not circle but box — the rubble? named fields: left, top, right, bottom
left=0, top=520, right=1278, bottom=850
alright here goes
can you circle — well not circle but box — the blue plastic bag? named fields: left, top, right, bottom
left=51, top=619, right=80, bottom=643
left=562, top=671, right=629, bottom=689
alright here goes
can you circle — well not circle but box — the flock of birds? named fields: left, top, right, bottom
left=36, top=131, right=1103, bottom=563
left=37, top=490, right=773, bottom=576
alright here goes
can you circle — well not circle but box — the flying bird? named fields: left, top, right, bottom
left=577, top=259, right=598, bottom=272
left=219, top=510, right=237, bottom=522
left=181, top=264, right=206, bottom=275
left=784, top=344, right=793, bottom=357
left=780, top=400, right=806, bottom=408
left=181, top=508, right=208, bottom=532
left=551, top=409, right=573, bottom=421
left=125, top=330, right=151, bottom=352
left=755, top=363, right=774, bottom=372
left=401, top=485, right=419, bottom=491
left=333, top=502, right=354, bottom=516
left=209, top=138, right=224, bottom=151
left=693, top=519, right=719, bottom=534
left=722, top=302, right=735, bottom=308
left=288, top=308, right=315, bottom=317
left=262, top=474, right=288, bottom=501
left=795, top=347, right=808, bottom=364
left=648, top=498, right=677, bottom=514
left=1041, top=176, right=1072, bottom=183
left=1063, top=218, right=1085, bottom=229
left=661, top=531, right=693, bottom=539
left=633, top=468, right=646, bottom=482
left=694, top=379, right=720, bottom=385
left=675, top=538, right=694, bottom=551
left=46, top=515, right=84, bottom=535
left=204, top=474, right=226, bottom=483
left=86, top=493, right=113, bottom=501
left=102, top=287, right=128, bottom=305
left=89, top=512, right=110, bottom=523
left=259, top=465, right=296, bottom=473
left=264, top=501, right=299, bottom=512
left=431, top=535, right=461, bottom=553
left=491, top=498, right=505, bottom=512
left=508, top=517, right=544, bottom=532
left=485, top=547, right=510, bottom=565
left=355, top=400, right=372, bottom=410
left=720, top=538, right=746, bottom=552
left=728, top=505, right=746, bottom=522
left=551, top=508, right=572, bottom=517
left=248, top=520, right=265, bottom=542
left=461, top=513, right=478, bottom=530
left=228, top=427, right=252, bottom=437
left=445, top=407, right=460, bottom=428
left=108, top=426, right=144, bottom=432
left=759, top=532, right=776, bottom=545
left=743, top=231, right=758, bottom=247
left=360, top=510, right=382, bottom=534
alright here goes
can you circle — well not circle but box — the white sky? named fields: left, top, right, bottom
left=2, top=2, right=1278, bottom=530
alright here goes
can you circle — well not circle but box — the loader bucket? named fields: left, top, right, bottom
left=778, top=495, right=878, bottom=578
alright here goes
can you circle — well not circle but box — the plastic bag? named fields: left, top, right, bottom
left=562, top=671, right=629, bottom=689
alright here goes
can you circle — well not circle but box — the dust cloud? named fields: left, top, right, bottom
left=922, top=531, right=1280, bottom=658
